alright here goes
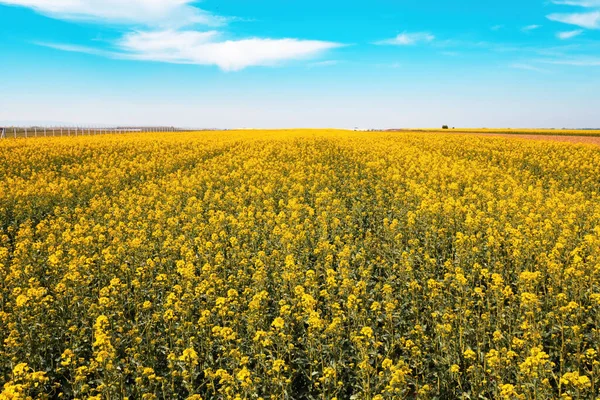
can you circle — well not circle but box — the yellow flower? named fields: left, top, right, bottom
left=319, top=367, right=336, bottom=383
left=179, top=348, right=199, bottom=365
left=236, top=367, right=251, bottom=384
left=499, top=383, right=518, bottom=399
left=60, top=349, right=75, bottom=367
left=15, top=295, right=29, bottom=308
left=271, top=317, right=285, bottom=330
left=360, top=326, right=374, bottom=339
left=271, top=359, right=286, bottom=373
left=561, top=371, right=591, bottom=389
left=463, top=349, right=476, bottom=360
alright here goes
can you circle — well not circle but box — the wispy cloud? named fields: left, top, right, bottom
left=547, top=10, right=600, bottom=29
left=510, top=63, right=550, bottom=73
left=491, top=25, right=504, bottom=31
left=376, top=32, right=435, bottom=46
left=372, top=62, right=402, bottom=69
left=428, top=36, right=600, bottom=61
left=0, top=0, right=223, bottom=27
left=39, top=30, right=344, bottom=71
left=550, top=0, right=600, bottom=7
left=440, top=51, right=460, bottom=57
left=36, top=42, right=120, bottom=58
left=308, top=60, right=340, bottom=68
left=540, top=56, right=600, bottom=66
left=522, top=24, right=542, bottom=32
left=556, top=29, right=584, bottom=38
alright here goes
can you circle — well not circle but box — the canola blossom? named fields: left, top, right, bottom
left=1, top=130, right=600, bottom=399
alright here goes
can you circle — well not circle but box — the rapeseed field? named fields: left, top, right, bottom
left=1, top=130, right=599, bottom=399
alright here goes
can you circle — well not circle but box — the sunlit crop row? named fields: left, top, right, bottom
left=1, top=130, right=599, bottom=399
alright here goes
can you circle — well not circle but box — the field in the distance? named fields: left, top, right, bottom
left=391, top=128, right=600, bottom=137
left=1, top=130, right=599, bottom=399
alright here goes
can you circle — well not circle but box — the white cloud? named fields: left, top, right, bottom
left=522, top=24, right=542, bottom=31
left=9, top=0, right=343, bottom=71
left=37, top=42, right=118, bottom=57
left=547, top=11, right=600, bottom=29
left=308, top=60, right=340, bottom=68
left=556, top=29, right=584, bottom=38
left=551, top=0, right=600, bottom=7
left=510, top=63, right=549, bottom=73
left=372, top=62, right=402, bottom=69
left=40, top=30, right=344, bottom=71
left=376, top=32, right=435, bottom=46
left=119, top=30, right=343, bottom=71
left=541, top=57, right=600, bottom=66
left=0, top=0, right=222, bottom=27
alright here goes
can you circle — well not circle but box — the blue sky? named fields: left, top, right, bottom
left=1, top=0, right=599, bottom=128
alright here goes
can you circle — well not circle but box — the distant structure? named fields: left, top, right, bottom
left=0, top=126, right=199, bottom=139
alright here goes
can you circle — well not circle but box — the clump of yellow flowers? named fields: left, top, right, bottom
left=1, top=129, right=600, bottom=399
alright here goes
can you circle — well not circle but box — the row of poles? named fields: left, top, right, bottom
left=0, top=126, right=187, bottom=139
